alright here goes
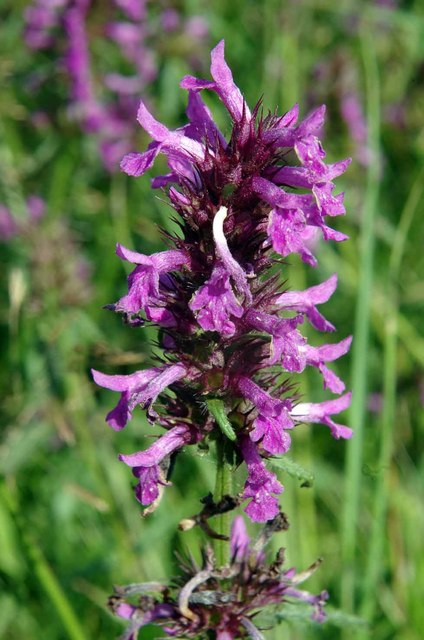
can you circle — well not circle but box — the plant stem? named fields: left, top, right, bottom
left=341, top=24, right=380, bottom=616
left=214, top=435, right=233, bottom=567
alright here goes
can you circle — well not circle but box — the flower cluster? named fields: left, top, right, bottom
left=93, top=40, right=352, bottom=523
left=24, top=0, right=209, bottom=171
left=109, top=514, right=328, bottom=639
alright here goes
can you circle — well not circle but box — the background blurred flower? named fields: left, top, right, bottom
left=23, top=0, right=211, bottom=171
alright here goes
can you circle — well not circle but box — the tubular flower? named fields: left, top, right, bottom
left=94, top=40, right=352, bottom=521
left=108, top=514, right=328, bottom=639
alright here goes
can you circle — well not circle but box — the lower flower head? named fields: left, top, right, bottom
left=109, top=514, right=328, bottom=639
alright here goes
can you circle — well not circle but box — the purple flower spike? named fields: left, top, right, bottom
left=91, top=364, right=187, bottom=430
left=240, top=437, right=284, bottom=522
left=291, top=392, right=353, bottom=439
left=96, top=40, right=352, bottom=521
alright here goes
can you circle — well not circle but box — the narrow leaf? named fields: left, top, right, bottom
left=206, top=399, right=237, bottom=441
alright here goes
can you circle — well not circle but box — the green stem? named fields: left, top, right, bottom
left=213, top=435, right=233, bottom=567
left=341, top=24, right=380, bottom=616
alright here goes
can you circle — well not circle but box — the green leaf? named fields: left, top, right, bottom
left=256, top=603, right=367, bottom=629
left=206, top=399, right=237, bottom=441
left=269, top=456, right=314, bottom=487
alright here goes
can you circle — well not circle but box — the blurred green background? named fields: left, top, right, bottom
left=1, top=1, right=424, bottom=639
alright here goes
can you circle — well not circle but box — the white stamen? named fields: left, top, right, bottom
left=212, top=206, right=230, bottom=257
left=290, top=403, right=311, bottom=418
left=212, top=206, right=252, bottom=302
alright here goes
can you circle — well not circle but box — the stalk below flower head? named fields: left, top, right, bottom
left=93, top=40, right=352, bottom=522
left=109, top=513, right=328, bottom=639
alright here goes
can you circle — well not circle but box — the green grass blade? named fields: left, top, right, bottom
left=358, top=166, right=424, bottom=628
left=1, top=485, right=88, bottom=640
left=341, top=24, right=381, bottom=615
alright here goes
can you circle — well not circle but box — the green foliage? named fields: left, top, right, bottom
left=257, top=603, right=367, bottom=630
left=270, top=456, right=314, bottom=488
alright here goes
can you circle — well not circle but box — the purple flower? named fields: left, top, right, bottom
left=113, top=601, right=174, bottom=640
left=113, top=243, right=189, bottom=319
left=188, top=205, right=251, bottom=335
left=252, top=176, right=348, bottom=265
left=180, top=40, right=251, bottom=124
left=185, top=16, right=209, bottom=39
left=161, top=9, right=180, bottom=32
left=27, top=195, right=46, bottom=222
left=24, top=1, right=64, bottom=49
left=114, top=0, right=147, bottom=21
left=121, top=100, right=207, bottom=179
left=275, top=274, right=338, bottom=332
left=302, top=336, right=352, bottom=393
left=92, top=363, right=187, bottom=430
left=240, top=437, right=284, bottom=522
left=118, top=424, right=199, bottom=507
left=291, top=392, right=353, bottom=439
left=189, top=264, right=244, bottom=336
left=237, top=378, right=294, bottom=456
left=230, top=515, right=251, bottom=561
